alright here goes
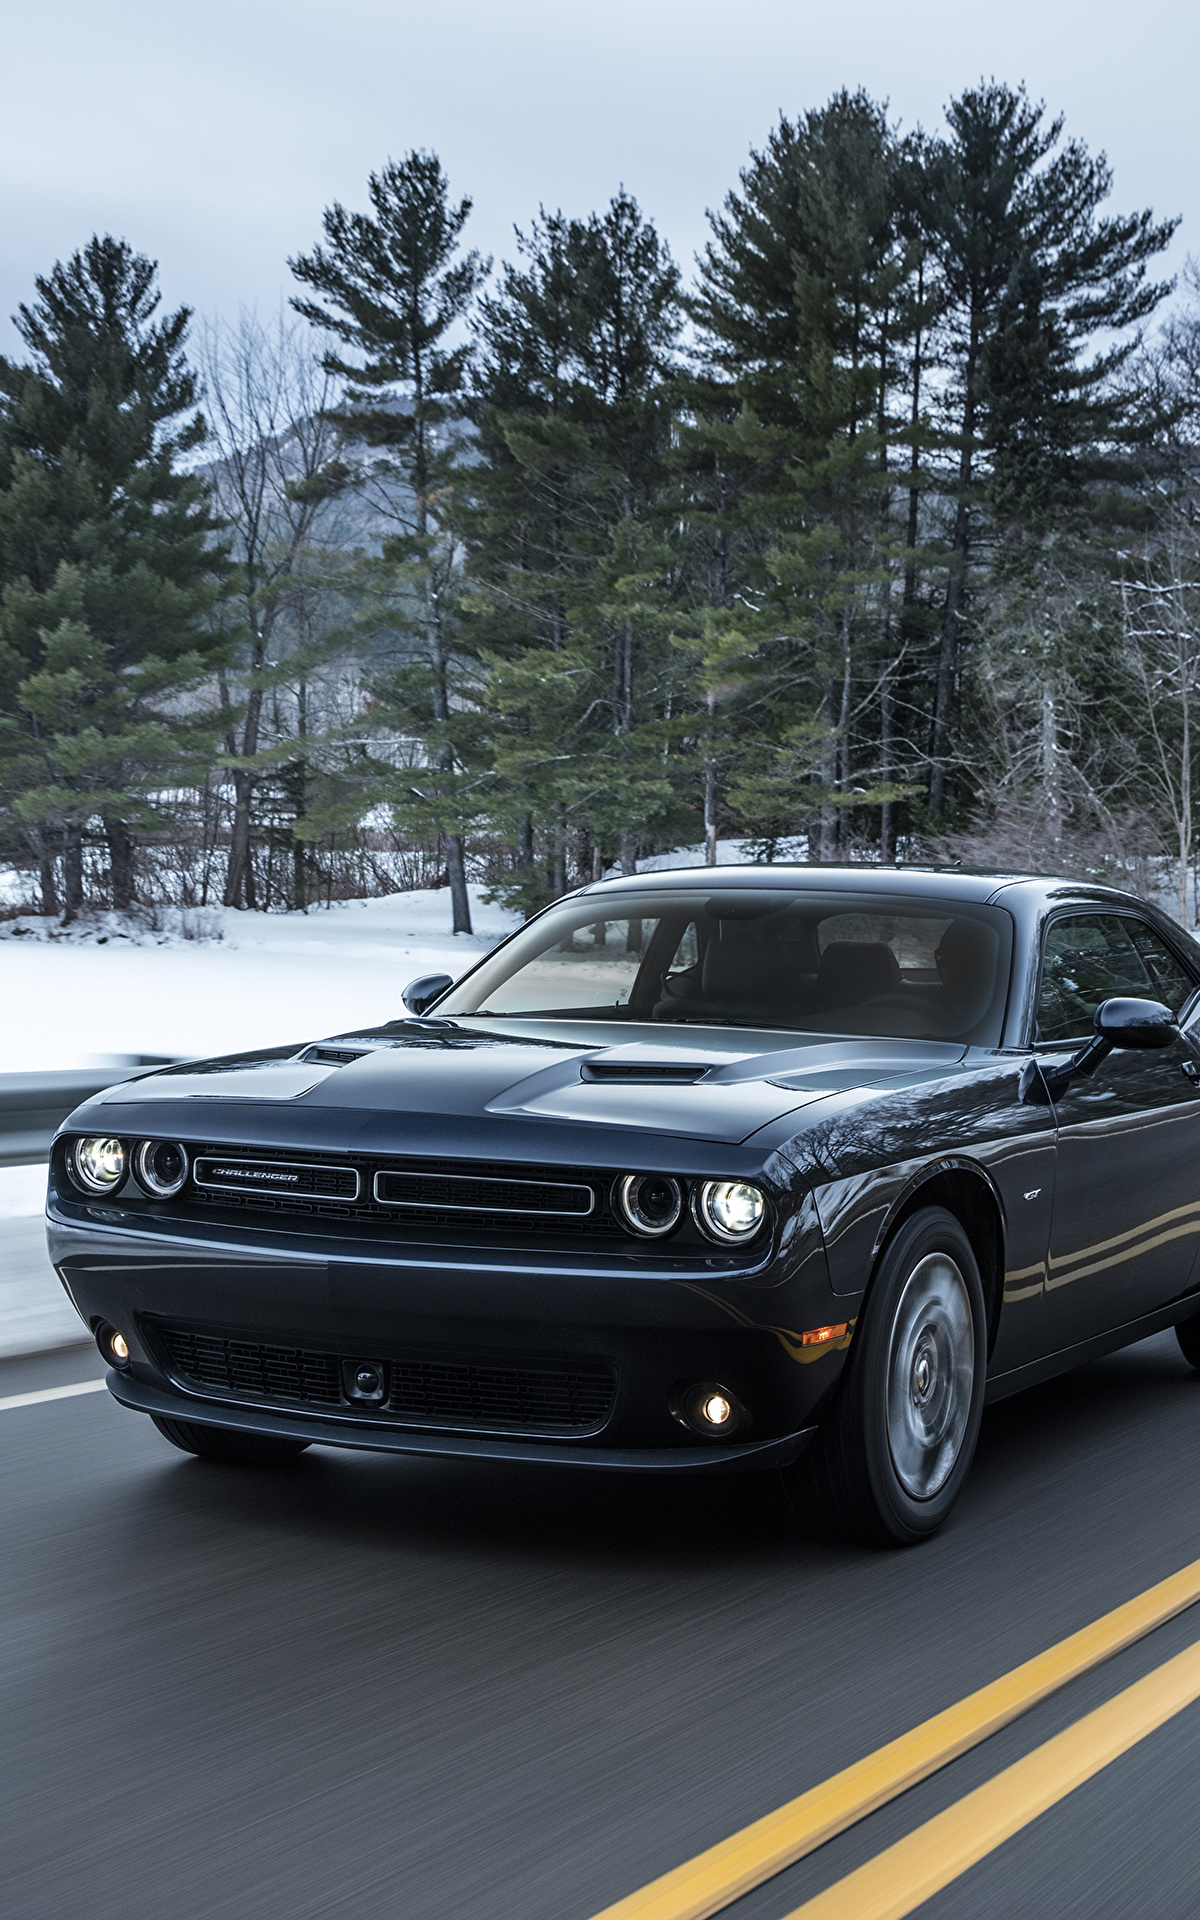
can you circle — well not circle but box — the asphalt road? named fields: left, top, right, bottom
left=4, top=1332, right=1200, bottom=1920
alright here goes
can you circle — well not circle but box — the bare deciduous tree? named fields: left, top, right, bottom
left=200, top=312, right=345, bottom=908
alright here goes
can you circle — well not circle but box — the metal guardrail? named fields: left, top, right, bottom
left=0, top=1060, right=176, bottom=1168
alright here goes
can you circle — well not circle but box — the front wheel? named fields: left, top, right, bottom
left=150, top=1414, right=310, bottom=1467
left=783, top=1206, right=986, bottom=1546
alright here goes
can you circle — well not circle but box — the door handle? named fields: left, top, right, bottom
left=1182, top=1060, right=1200, bottom=1084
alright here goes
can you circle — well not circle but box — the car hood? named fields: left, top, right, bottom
left=97, top=1021, right=968, bottom=1146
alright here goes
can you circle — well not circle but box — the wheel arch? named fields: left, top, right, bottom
left=870, top=1159, right=1007, bottom=1358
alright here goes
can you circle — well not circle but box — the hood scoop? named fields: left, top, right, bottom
left=581, top=1060, right=709, bottom=1084
left=300, top=1045, right=371, bottom=1067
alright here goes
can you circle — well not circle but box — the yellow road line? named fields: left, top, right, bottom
left=588, top=1556, right=1200, bottom=1920
left=784, top=1635, right=1200, bottom=1919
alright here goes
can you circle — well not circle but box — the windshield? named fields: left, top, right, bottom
left=439, top=888, right=1013, bottom=1044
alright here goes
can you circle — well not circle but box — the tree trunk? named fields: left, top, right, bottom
left=37, top=839, right=58, bottom=918
left=903, top=255, right=925, bottom=613
left=819, top=676, right=838, bottom=860
left=445, top=832, right=471, bottom=933
left=880, top=670, right=895, bottom=862
left=704, top=690, right=718, bottom=865
left=291, top=680, right=309, bottom=913
left=553, top=806, right=568, bottom=897
left=930, top=314, right=981, bottom=818
left=105, top=818, right=135, bottom=912
left=224, top=767, right=258, bottom=909
left=1042, top=677, right=1062, bottom=860
left=62, top=826, right=83, bottom=922
left=1179, top=657, right=1192, bottom=928
left=223, top=650, right=265, bottom=909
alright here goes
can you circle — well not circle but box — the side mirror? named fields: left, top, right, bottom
left=1021, top=996, right=1178, bottom=1104
left=402, top=972, right=453, bottom=1016
left=1092, top=996, right=1179, bottom=1052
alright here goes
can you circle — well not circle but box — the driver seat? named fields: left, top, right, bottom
left=813, top=941, right=900, bottom=1010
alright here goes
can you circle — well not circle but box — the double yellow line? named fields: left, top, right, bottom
left=589, top=1555, right=1200, bottom=1920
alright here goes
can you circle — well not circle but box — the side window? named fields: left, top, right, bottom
left=1036, top=914, right=1196, bottom=1044
left=1124, top=921, right=1197, bottom=1014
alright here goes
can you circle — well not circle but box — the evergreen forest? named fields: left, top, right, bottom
left=5, top=83, right=1200, bottom=930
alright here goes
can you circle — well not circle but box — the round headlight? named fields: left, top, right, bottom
left=615, top=1173, right=684, bottom=1238
left=71, top=1136, right=127, bottom=1195
left=134, top=1139, right=190, bottom=1199
left=694, top=1179, right=766, bottom=1245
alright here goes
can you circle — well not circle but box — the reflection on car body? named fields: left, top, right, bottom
left=46, top=865, right=1200, bottom=1543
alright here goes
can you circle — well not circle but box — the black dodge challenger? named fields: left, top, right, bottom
left=45, top=866, right=1200, bottom=1542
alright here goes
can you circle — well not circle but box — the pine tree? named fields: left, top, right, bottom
left=922, top=81, right=1177, bottom=812
left=0, top=237, right=229, bottom=913
left=689, top=92, right=922, bottom=858
left=465, top=193, right=685, bottom=910
left=290, top=152, right=488, bottom=933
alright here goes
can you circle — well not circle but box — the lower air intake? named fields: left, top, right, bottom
left=153, top=1325, right=618, bottom=1434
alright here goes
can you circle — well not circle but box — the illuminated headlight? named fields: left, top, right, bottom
left=71, top=1136, right=127, bottom=1195
left=694, top=1179, right=766, bottom=1245
left=615, top=1173, right=684, bottom=1238
left=134, top=1139, right=190, bottom=1199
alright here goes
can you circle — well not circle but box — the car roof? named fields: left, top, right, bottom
left=573, top=864, right=1152, bottom=913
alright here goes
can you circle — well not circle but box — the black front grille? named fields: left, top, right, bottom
left=154, top=1324, right=618, bottom=1434
left=374, top=1168, right=593, bottom=1216
left=183, top=1145, right=622, bottom=1241
left=388, top=1358, right=617, bottom=1429
left=98, top=1142, right=768, bottom=1264
left=157, top=1327, right=342, bottom=1404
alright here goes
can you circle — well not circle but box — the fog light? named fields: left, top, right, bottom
left=694, top=1179, right=766, bottom=1245
left=96, top=1323, right=131, bottom=1369
left=672, top=1380, right=745, bottom=1438
left=72, top=1136, right=126, bottom=1195
left=700, top=1391, right=732, bottom=1427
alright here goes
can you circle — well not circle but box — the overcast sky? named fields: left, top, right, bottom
left=3, top=0, right=1197, bottom=357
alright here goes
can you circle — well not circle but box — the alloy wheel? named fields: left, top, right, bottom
left=885, top=1250, right=975, bottom=1499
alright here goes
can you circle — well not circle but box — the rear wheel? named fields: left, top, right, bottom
left=783, top=1206, right=986, bottom=1546
left=1176, top=1312, right=1200, bottom=1370
left=150, top=1415, right=310, bottom=1467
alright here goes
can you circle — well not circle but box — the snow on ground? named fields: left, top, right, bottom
left=0, top=846, right=779, bottom=1073
left=0, top=885, right=522, bottom=1073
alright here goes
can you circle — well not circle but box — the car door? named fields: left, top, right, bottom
left=1036, top=911, right=1200, bottom=1348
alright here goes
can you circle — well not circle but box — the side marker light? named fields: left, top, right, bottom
left=801, top=1323, right=848, bottom=1347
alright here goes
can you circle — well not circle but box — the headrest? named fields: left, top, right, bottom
left=814, top=941, right=900, bottom=1009
left=701, top=927, right=782, bottom=1005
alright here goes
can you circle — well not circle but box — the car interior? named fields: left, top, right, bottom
left=454, top=892, right=1008, bottom=1041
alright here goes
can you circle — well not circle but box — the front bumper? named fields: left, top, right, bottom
left=105, top=1369, right=817, bottom=1471
left=49, top=1182, right=848, bottom=1467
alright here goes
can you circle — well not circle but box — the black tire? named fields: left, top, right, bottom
left=1176, top=1312, right=1200, bottom=1370
left=150, top=1414, right=310, bottom=1467
left=783, top=1206, right=987, bottom=1546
